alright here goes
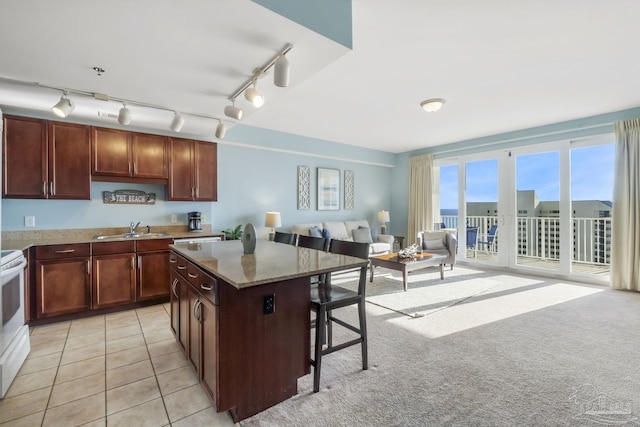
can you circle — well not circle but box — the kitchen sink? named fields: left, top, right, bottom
left=92, top=232, right=171, bottom=240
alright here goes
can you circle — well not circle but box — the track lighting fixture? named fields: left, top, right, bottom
left=118, top=103, right=132, bottom=125
left=51, top=91, right=75, bottom=118
left=215, top=120, right=226, bottom=139
left=420, top=98, right=446, bottom=113
left=224, top=103, right=243, bottom=121
left=274, top=54, right=290, bottom=87
left=170, top=112, right=185, bottom=132
left=244, top=82, right=264, bottom=108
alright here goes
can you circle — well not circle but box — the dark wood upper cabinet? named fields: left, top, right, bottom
left=91, top=127, right=131, bottom=177
left=48, top=121, right=92, bottom=199
left=2, top=115, right=90, bottom=199
left=92, top=127, right=168, bottom=184
left=169, top=137, right=217, bottom=201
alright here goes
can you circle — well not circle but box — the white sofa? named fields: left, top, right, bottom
left=291, top=220, right=394, bottom=256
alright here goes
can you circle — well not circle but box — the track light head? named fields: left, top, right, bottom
left=224, top=104, right=243, bottom=120
left=118, top=104, right=132, bottom=125
left=244, top=86, right=264, bottom=108
left=170, top=112, right=185, bottom=132
left=274, top=54, right=290, bottom=87
left=51, top=93, right=75, bottom=118
left=215, top=121, right=226, bottom=139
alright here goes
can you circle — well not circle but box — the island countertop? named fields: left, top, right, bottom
left=170, top=239, right=368, bottom=289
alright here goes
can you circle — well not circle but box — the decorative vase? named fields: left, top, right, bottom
left=242, top=223, right=257, bottom=254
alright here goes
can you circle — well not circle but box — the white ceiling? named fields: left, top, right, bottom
left=2, top=0, right=640, bottom=154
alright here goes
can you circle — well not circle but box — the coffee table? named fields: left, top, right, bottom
left=369, top=252, right=447, bottom=291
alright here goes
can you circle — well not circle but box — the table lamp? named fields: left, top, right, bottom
left=264, top=212, right=281, bottom=241
left=378, top=210, right=390, bottom=234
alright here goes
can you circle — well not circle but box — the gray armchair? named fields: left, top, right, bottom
left=417, top=230, right=457, bottom=270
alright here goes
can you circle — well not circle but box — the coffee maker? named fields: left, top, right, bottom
left=188, top=212, right=203, bottom=233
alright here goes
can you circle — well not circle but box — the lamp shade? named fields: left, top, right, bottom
left=264, top=212, right=281, bottom=228
left=377, top=210, right=390, bottom=223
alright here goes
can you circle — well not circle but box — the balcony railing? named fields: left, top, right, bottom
left=440, top=215, right=612, bottom=272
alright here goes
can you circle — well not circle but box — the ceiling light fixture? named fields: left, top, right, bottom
left=274, top=54, right=290, bottom=87
left=118, top=103, right=132, bottom=125
left=420, top=98, right=446, bottom=113
left=170, top=112, right=185, bottom=132
left=224, top=102, right=243, bottom=121
left=51, top=91, right=75, bottom=118
left=228, top=43, right=293, bottom=109
left=244, top=81, right=264, bottom=108
left=215, top=120, right=226, bottom=139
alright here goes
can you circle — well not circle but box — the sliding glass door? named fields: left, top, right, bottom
left=435, top=134, right=614, bottom=282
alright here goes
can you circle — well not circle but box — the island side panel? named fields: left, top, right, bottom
left=217, top=276, right=310, bottom=420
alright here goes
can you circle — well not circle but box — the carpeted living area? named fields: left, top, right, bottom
left=241, top=266, right=640, bottom=426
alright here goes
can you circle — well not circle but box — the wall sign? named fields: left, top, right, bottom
left=103, top=189, right=156, bottom=205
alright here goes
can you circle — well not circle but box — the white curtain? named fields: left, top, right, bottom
left=610, top=119, right=640, bottom=291
left=408, top=154, right=435, bottom=245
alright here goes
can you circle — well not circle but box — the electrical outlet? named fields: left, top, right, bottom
left=24, top=216, right=35, bottom=227
left=170, top=214, right=178, bottom=223
left=263, top=294, right=275, bottom=315
left=202, top=214, right=207, bottom=222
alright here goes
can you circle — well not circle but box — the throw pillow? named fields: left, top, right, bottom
left=360, top=225, right=379, bottom=242
left=424, top=239, right=445, bottom=250
left=352, top=227, right=374, bottom=244
left=322, top=228, right=331, bottom=240
left=309, top=226, right=323, bottom=238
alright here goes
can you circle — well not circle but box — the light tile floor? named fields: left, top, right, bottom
left=0, top=304, right=237, bottom=426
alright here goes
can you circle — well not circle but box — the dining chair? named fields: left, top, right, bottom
left=297, top=234, right=328, bottom=251
left=310, top=239, right=370, bottom=393
left=273, top=231, right=297, bottom=245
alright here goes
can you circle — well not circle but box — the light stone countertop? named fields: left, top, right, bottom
left=171, top=240, right=369, bottom=289
left=1, top=225, right=225, bottom=251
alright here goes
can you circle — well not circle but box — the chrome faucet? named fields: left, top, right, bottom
left=130, top=221, right=141, bottom=234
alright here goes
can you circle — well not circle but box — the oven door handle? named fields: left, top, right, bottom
left=0, top=258, right=27, bottom=278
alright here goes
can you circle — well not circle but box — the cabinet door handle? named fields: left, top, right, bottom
left=195, top=187, right=199, bottom=198
left=200, top=283, right=213, bottom=291
left=128, top=161, right=132, bottom=174
left=131, top=257, right=135, bottom=270
left=177, top=264, right=186, bottom=270
left=49, top=181, right=54, bottom=196
left=43, top=181, right=47, bottom=196
left=169, top=257, right=177, bottom=264
left=193, top=299, right=201, bottom=321
left=54, top=249, right=75, bottom=254
left=171, top=278, right=179, bottom=298
left=87, top=259, right=91, bottom=275
left=187, top=272, right=197, bottom=279
left=138, top=256, right=142, bottom=269
left=134, top=162, right=138, bottom=174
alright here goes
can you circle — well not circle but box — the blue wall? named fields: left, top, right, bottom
left=1, top=124, right=395, bottom=239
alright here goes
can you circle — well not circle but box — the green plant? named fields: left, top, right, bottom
left=223, top=224, right=243, bottom=240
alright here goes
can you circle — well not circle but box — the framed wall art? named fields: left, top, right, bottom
left=297, top=166, right=311, bottom=210
left=317, top=167, right=340, bottom=210
left=344, top=170, right=354, bottom=209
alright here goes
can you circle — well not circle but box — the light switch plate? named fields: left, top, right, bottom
left=170, top=214, right=178, bottom=223
left=25, top=216, right=35, bottom=227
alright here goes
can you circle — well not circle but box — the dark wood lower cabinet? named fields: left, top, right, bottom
left=36, top=257, right=91, bottom=318
left=137, top=239, right=172, bottom=301
left=170, top=249, right=309, bottom=421
left=92, top=253, right=136, bottom=309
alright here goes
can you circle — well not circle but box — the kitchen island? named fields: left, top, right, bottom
left=169, top=239, right=368, bottom=422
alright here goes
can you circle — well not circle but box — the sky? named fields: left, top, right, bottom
left=439, top=143, right=615, bottom=210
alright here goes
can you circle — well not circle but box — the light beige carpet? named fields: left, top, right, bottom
left=241, top=266, right=640, bottom=427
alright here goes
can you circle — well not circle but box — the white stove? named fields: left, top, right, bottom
left=0, top=249, right=30, bottom=399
